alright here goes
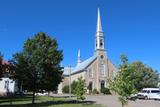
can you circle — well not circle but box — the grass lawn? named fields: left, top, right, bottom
left=0, top=95, right=102, bottom=107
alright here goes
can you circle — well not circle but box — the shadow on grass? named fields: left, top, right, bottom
left=0, top=95, right=33, bottom=104
left=0, top=100, right=95, bottom=107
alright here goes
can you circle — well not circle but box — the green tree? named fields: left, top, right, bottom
left=62, top=85, right=69, bottom=93
left=75, top=77, right=85, bottom=101
left=0, top=52, right=10, bottom=79
left=71, top=80, right=78, bottom=94
left=131, top=61, right=159, bottom=91
left=11, top=32, right=63, bottom=104
left=62, top=80, right=78, bottom=94
left=109, top=54, right=137, bottom=107
left=109, top=54, right=159, bottom=107
left=10, top=53, right=29, bottom=93
left=0, top=52, right=4, bottom=79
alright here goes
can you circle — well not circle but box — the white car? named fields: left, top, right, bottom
left=35, top=92, right=48, bottom=96
left=35, top=91, right=48, bottom=96
left=152, top=93, right=160, bottom=100
left=137, top=88, right=160, bottom=100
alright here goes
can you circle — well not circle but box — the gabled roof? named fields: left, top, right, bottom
left=72, top=55, right=97, bottom=74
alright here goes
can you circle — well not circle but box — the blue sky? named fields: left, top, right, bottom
left=0, top=0, right=160, bottom=71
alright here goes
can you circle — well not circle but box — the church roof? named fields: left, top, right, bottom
left=2, top=60, right=10, bottom=65
left=72, top=55, right=97, bottom=74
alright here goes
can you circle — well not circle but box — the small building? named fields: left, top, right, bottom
left=0, top=60, right=17, bottom=96
left=58, top=8, right=116, bottom=93
left=0, top=77, right=16, bottom=96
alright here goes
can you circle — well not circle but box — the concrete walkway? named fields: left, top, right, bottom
left=86, top=95, right=160, bottom=107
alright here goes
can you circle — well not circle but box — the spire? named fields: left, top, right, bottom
left=77, top=49, right=81, bottom=66
left=96, top=8, right=103, bottom=32
left=95, top=7, right=104, bottom=51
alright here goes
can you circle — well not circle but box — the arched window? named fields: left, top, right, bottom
left=100, top=64, right=105, bottom=76
left=100, top=39, right=103, bottom=47
left=88, top=69, right=93, bottom=78
left=88, top=82, right=93, bottom=93
left=101, top=80, right=105, bottom=89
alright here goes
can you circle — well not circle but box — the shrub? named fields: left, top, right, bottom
left=62, top=81, right=78, bottom=94
left=92, top=89, right=99, bottom=94
left=62, top=85, right=69, bottom=93
left=71, top=80, right=78, bottom=94
left=75, top=77, right=85, bottom=100
left=101, top=87, right=111, bottom=94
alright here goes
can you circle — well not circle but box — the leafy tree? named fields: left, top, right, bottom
left=131, top=61, right=159, bottom=91
left=0, top=52, right=10, bottom=79
left=9, top=53, right=29, bottom=93
left=0, top=52, right=4, bottom=79
left=11, top=32, right=63, bottom=104
left=109, top=54, right=159, bottom=107
left=62, top=85, right=69, bottom=93
left=109, top=54, right=137, bottom=107
left=63, top=77, right=85, bottom=100
left=71, top=80, right=78, bottom=94
left=75, top=77, right=85, bottom=100
left=62, top=80, right=78, bottom=94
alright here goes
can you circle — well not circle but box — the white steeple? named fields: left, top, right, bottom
left=97, top=8, right=103, bottom=32
left=77, top=49, right=81, bottom=66
left=95, top=8, right=104, bottom=51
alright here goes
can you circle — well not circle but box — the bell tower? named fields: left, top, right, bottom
left=94, top=8, right=108, bottom=91
left=95, top=8, right=104, bottom=51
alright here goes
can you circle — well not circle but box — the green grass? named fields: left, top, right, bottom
left=0, top=95, right=102, bottom=107
left=48, top=104, right=102, bottom=107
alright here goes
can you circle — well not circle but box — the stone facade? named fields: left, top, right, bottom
left=58, top=8, right=116, bottom=93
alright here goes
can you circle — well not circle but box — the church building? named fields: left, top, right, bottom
left=58, top=8, right=116, bottom=93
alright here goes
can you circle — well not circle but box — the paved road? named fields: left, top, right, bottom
left=86, top=95, right=160, bottom=107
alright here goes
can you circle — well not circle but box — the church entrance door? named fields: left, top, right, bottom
left=100, top=80, right=105, bottom=92
left=88, top=82, right=93, bottom=94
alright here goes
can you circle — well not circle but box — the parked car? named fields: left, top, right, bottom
left=152, top=92, right=160, bottom=100
left=137, top=88, right=160, bottom=100
left=14, top=91, right=25, bottom=96
left=35, top=90, right=48, bottom=96
left=35, top=92, right=48, bottom=96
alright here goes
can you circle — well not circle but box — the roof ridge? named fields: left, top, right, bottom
left=72, top=55, right=97, bottom=73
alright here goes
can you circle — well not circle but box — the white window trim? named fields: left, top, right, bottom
left=88, top=68, right=93, bottom=78
left=100, top=64, right=105, bottom=76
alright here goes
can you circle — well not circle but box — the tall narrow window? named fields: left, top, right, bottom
left=96, top=40, right=97, bottom=47
left=88, top=82, right=93, bottom=93
left=100, top=64, right=105, bottom=76
left=100, top=39, right=103, bottom=47
left=89, top=69, right=93, bottom=78
left=100, top=80, right=105, bottom=92
left=4, top=80, right=9, bottom=89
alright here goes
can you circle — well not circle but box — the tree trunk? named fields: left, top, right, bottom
left=32, top=80, right=36, bottom=104
left=20, top=81, right=23, bottom=92
left=32, top=90, right=35, bottom=104
left=122, top=103, right=124, bottom=107
left=32, top=72, right=36, bottom=104
left=48, top=91, right=51, bottom=97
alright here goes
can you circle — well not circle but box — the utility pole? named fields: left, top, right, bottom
left=69, top=65, right=71, bottom=99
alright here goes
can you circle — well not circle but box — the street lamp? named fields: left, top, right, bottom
left=69, top=65, right=71, bottom=99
